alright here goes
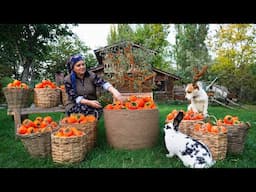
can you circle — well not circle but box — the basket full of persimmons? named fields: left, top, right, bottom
left=3, top=79, right=32, bottom=110
left=51, top=126, right=87, bottom=164
left=216, top=115, right=251, bottom=154
left=165, top=109, right=204, bottom=137
left=103, top=95, right=159, bottom=150
left=59, top=113, right=97, bottom=151
left=191, top=117, right=228, bottom=160
left=16, top=115, right=58, bottom=158
left=34, top=79, right=60, bottom=108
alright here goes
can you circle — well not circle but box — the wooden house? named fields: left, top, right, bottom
left=91, top=41, right=181, bottom=101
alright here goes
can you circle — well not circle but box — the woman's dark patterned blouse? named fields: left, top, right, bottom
left=64, top=70, right=108, bottom=103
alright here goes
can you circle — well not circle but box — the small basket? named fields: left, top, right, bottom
left=179, top=120, right=204, bottom=136
left=61, top=89, right=69, bottom=106
left=51, top=132, right=87, bottom=164
left=34, top=88, right=60, bottom=108
left=16, top=131, right=51, bottom=158
left=192, top=127, right=227, bottom=160
left=3, top=87, right=32, bottom=110
left=224, top=122, right=251, bottom=154
left=59, top=121, right=97, bottom=151
left=165, top=119, right=203, bottom=137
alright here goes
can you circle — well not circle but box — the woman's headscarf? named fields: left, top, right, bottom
left=67, top=53, right=84, bottom=73
left=66, top=53, right=84, bottom=94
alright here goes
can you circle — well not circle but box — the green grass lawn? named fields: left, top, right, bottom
left=0, top=103, right=256, bottom=168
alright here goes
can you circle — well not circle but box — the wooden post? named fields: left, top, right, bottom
left=12, top=108, right=21, bottom=139
left=7, top=106, right=66, bottom=138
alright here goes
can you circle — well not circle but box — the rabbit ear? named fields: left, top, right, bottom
left=173, top=111, right=184, bottom=131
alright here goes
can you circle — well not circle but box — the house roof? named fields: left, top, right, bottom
left=89, top=65, right=180, bottom=80
left=92, top=41, right=181, bottom=80
left=152, top=67, right=180, bottom=80
left=89, top=65, right=104, bottom=72
left=93, top=41, right=157, bottom=65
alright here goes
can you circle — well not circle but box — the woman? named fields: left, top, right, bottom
left=64, top=53, right=122, bottom=119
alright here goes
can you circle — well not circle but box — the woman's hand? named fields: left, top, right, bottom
left=81, top=99, right=102, bottom=108
left=108, top=86, right=124, bottom=102
left=113, top=90, right=122, bottom=101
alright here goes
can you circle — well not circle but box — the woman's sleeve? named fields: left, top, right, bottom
left=64, top=78, right=79, bottom=102
left=92, top=72, right=112, bottom=90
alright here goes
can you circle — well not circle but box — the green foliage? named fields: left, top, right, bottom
left=107, top=24, right=134, bottom=44
left=0, top=76, right=13, bottom=87
left=0, top=77, right=14, bottom=103
left=0, top=104, right=256, bottom=168
left=0, top=24, right=75, bottom=83
left=44, top=34, right=97, bottom=80
left=172, top=24, right=211, bottom=83
left=98, top=91, right=113, bottom=107
left=101, top=41, right=156, bottom=92
left=0, top=64, right=13, bottom=80
left=207, top=24, right=256, bottom=102
left=107, top=24, right=171, bottom=71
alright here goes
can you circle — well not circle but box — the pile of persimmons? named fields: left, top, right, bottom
left=216, top=115, right=242, bottom=125
left=166, top=109, right=204, bottom=122
left=7, top=79, right=29, bottom=89
left=60, top=113, right=97, bottom=124
left=104, top=95, right=157, bottom=110
left=193, top=122, right=227, bottom=134
left=7, top=79, right=64, bottom=89
left=165, top=110, right=244, bottom=134
left=53, top=127, right=84, bottom=137
left=35, top=79, right=57, bottom=89
left=17, top=116, right=58, bottom=135
left=194, top=115, right=242, bottom=134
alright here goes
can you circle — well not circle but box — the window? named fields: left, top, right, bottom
left=154, top=81, right=165, bottom=91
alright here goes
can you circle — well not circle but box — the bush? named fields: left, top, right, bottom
left=98, top=92, right=113, bottom=107
left=0, top=77, right=13, bottom=103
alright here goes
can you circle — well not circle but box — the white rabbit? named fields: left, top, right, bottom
left=164, top=111, right=215, bottom=168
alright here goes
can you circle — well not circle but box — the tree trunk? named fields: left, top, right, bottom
left=21, top=60, right=32, bottom=83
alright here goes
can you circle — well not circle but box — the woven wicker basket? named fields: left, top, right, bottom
left=224, top=122, right=251, bottom=154
left=192, top=129, right=227, bottom=160
left=34, top=88, right=60, bottom=108
left=51, top=133, right=87, bottom=164
left=59, top=121, right=97, bottom=151
left=3, top=87, right=32, bottom=109
left=61, top=89, right=68, bottom=106
left=16, top=131, right=51, bottom=158
left=180, top=120, right=205, bottom=136
left=103, top=108, right=159, bottom=150
left=165, top=119, right=204, bottom=137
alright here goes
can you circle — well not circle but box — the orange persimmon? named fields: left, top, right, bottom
left=223, top=115, right=233, bottom=125
left=127, top=101, right=139, bottom=110
left=86, top=115, right=96, bottom=122
left=18, top=125, right=28, bottom=134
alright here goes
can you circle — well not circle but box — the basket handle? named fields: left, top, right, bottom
left=204, top=114, right=218, bottom=125
left=244, top=121, right=251, bottom=129
left=59, top=112, right=67, bottom=123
